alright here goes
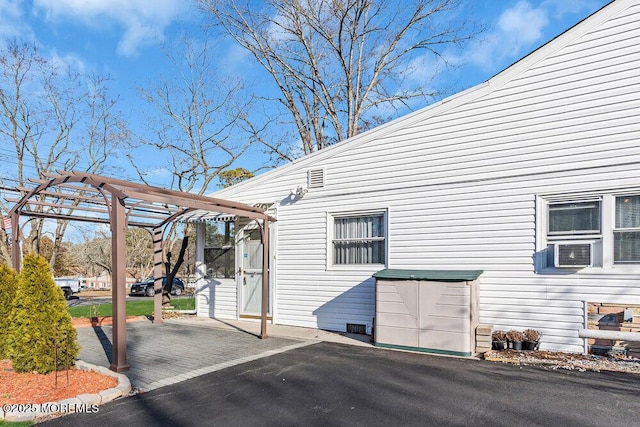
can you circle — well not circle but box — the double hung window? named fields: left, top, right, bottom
left=614, top=195, right=640, bottom=264
left=332, top=213, right=386, bottom=265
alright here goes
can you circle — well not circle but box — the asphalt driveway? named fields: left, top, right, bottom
left=42, top=341, right=640, bottom=426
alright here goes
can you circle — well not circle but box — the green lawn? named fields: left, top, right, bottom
left=67, top=297, right=195, bottom=318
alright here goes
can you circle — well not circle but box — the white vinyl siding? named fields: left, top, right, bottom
left=196, top=1, right=640, bottom=352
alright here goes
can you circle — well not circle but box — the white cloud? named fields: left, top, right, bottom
left=220, top=43, right=253, bottom=73
left=0, top=0, right=32, bottom=39
left=466, top=1, right=549, bottom=71
left=142, top=166, right=173, bottom=180
left=498, top=1, right=549, bottom=49
left=32, top=0, right=189, bottom=57
left=404, top=53, right=443, bottom=86
left=49, top=50, right=86, bottom=74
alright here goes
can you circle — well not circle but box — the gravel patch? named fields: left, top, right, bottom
left=484, top=350, right=640, bottom=374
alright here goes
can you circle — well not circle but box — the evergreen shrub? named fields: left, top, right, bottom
left=0, top=264, right=18, bottom=358
left=7, top=253, right=79, bottom=373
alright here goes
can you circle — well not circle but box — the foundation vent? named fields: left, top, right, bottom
left=346, top=323, right=367, bottom=334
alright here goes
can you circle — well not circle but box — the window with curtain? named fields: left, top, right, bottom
left=333, top=213, right=385, bottom=265
left=614, top=195, right=640, bottom=264
left=204, top=221, right=235, bottom=278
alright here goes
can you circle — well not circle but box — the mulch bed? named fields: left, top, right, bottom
left=0, top=359, right=117, bottom=405
left=71, top=315, right=147, bottom=328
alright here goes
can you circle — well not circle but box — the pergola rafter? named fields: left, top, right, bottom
left=7, top=170, right=275, bottom=372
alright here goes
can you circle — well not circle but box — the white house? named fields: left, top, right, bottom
left=190, top=0, right=640, bottom=354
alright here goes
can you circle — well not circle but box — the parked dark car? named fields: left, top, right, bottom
left=129, top=277, right=185, bottom=297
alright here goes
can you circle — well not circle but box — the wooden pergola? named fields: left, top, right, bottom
left=7, top=170, right=276, bottom=372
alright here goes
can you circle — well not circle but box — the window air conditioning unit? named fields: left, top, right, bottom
left=554, top=242, right=593, bottom=268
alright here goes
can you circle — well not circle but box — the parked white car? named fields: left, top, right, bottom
left=54, top=278, right=81, bottom=300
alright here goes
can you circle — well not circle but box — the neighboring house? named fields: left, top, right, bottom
left=189, top=0, right=640, bottom=354
left=80, top=273, right=137, bottom=290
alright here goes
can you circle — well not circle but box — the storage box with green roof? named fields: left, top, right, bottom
left=373, top=269, right=483, bottom=357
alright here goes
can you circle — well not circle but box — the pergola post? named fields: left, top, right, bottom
left=260, top=218, right=269, bottom=339
left=10, top=212, right=20, bottom=272
left=153, top=226, right=163, bottom=324
left=110, top=195, right=129, bottom=372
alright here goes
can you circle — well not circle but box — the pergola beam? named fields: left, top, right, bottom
left=14, top=210, right=157, bottom=228
left=122, top=189, right=274, bottom=222
left=16, top=187, right=106, bottom=203
left=6, top=198, right=112, bottom=215
left=62, top=170, right=271, bottom=215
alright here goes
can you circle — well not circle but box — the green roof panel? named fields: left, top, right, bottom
left=373, top=268, right=483, bottom=282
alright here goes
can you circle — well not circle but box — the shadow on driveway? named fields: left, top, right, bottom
left=43, top=342, right=640, bottom=426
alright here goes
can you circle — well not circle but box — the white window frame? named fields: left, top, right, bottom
left=612, top=195, right=640, bottom=265
left=326, top=209, right=388, bottom=270
left=203, top=221, right=236, bottom=279
left=537, top=191, right=640, bottom=272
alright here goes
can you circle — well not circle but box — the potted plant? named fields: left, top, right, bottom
left=492, top=330, right=508, bottom=350
left=506, top=330, right=525, bottom=350
left=523, top=329, right=541, bottom=350
left=89, top=304, right=100, bottom=327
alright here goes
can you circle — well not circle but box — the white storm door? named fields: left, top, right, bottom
left=241, top=237, right=264, bottom=316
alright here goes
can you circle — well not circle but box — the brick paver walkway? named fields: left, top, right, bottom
left=75, top=320, right=311, bottom=392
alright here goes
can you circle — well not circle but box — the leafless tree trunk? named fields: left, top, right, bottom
left=163, top=235, right=189, bottom=305
left=197, top=0, right=483, bottom=156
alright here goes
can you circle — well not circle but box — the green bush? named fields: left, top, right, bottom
left=0, top=263, right=18, bottom=358
left=7, top=253, right=79, bottom=373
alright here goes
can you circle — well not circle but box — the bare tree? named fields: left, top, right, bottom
left=125, top=228, right=154, bottom=279
left=197, top=0, right=482, bottom=156
left=133, top=35, right=261, bottom=295
left=67, top=232, right=112, bottom=278
left=134, top=36, right=256, bottom=195
left=68, top=228, right=156, bottom=282
left=0, top=39, right=129, bottom=268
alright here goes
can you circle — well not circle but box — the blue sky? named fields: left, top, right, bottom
left=0, top=0, right=612, bottom=189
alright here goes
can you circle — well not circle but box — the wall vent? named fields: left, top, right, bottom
left=346, top=323, right=367, bottom=334
left=554, top=242, right=592, bottom=268
left=308, top=168, right=325, bottom=188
